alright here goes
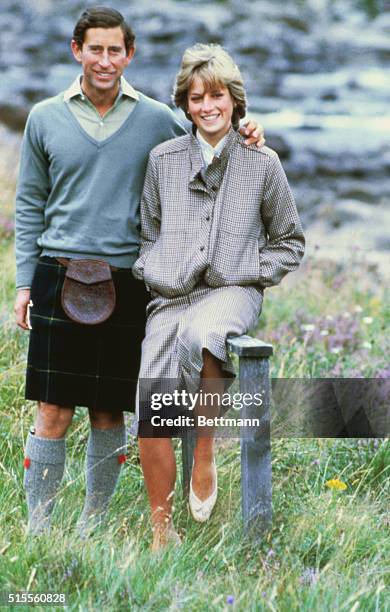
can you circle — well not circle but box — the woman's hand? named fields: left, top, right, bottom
left=239, top=120, right=265, bottom=148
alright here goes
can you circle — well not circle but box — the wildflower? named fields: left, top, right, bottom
left=376, top=366, right=390, bottom=379
left=330, top=362, right=343, bottom=376
left=0, top=216, right=14, bottom=235
left=325, top=478, right=347, bottom=491
left=326, top=315, right=334, bottom=321
left=362, top=316, right=373, bottom=325
left=62, top=558, right=78, bottom=581
left=369, top=296, right=381, bottom=310
left=301, top=324, right=315, bottom=332
left=300, top=567, right=319, bottom=586
left=343, top=312, right=351, bottom=319
left=362, top=341, right=372, bottom=349
left=332, top=276, right=344, bottom=290
left=227, top=595, right=235, bottom=605
left=347, top=368, right=364, bottom=377
left=330, top=347, right=342, bottom=354
left=354, top=305, right=363, bottom=313
left=320, top=330, right=329, bottom=336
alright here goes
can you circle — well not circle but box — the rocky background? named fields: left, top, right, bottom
left=1, top=0, right=389, bottom=272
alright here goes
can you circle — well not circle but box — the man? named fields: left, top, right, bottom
left=14, top=6, right=264, bottom=536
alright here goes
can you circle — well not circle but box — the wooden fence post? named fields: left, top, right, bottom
left=227, top=336, right=273, bottom=539
left=181, top=335, right=273, bottom=539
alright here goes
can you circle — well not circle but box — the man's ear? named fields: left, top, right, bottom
left=71, top=39, right=83, bottom=63
left=125, top=45, right=136, bottom=66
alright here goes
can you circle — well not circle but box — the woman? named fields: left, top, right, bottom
left=133, top=43, right=305, bottom=550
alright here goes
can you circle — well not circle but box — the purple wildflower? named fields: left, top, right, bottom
left=266, top=549, right=275, bottom=559
left=0, top=216, right=14, bottom=236
left=332, top=274, right=345, bottom=290
left=376, top=366, right=390, bottom=379
left=300, top=567, right=319, bottom=586
left=62, top=557, right=78, bottom=581
left=227, top=595, right=235, bottom=605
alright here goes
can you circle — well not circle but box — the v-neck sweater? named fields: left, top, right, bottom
left=64, top=75, right=138, bottom=141
left=15, top=90, right=185, bottom=288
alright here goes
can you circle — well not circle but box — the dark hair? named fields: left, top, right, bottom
left=73, top=7, right=135, bottom=54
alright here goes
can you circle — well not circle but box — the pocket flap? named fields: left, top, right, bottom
left=65, top=259, right=112, bottom=284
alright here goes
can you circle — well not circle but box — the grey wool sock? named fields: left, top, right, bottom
left=23, top=432, right=66, bottom=535
left=77, top=425, right=127, bottom=537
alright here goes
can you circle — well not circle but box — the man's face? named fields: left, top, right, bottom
left=71, top=27, right=135, bottom=96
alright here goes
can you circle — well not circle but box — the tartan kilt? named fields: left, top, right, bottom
left=25, top=257, right=149, bottom=413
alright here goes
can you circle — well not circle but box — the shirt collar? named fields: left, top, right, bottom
left=63, top=75, right=139, bottom=102
left=189, top=126, right=238, bottom=183
left=196, top=130, right=229, bottom=168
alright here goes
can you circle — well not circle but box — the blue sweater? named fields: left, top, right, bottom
left=15, top=91, right=185, bottom=288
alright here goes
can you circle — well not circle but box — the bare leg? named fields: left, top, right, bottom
left=35, top=401, right=74, bottom=438
left=88, top=408, right=124, bottom=430
left=192, top=349, right=224, bottom=500
left=138, top=436, right=178, bottom=550
left=138, top=351, right=224, bottom=542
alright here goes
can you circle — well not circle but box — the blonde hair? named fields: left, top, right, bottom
left=173, top=43, right=246, bottom=129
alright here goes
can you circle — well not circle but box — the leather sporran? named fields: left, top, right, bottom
left=61, top=259, right=116, bottom=325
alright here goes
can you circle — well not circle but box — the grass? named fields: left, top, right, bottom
left=0, top=143, right=389, bottom=610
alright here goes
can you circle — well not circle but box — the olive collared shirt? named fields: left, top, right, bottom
left=63, top=75, right=139, bottom=141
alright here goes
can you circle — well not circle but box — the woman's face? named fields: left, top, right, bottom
left=187, top=75, right=234, bottom=146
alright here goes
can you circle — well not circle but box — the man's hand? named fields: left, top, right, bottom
left=239, top=119, right=265, bottom=148
left=15, top=289, right=31, bottom=330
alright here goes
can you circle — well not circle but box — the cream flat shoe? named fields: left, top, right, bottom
left=189, top=460, right=218, bottom=522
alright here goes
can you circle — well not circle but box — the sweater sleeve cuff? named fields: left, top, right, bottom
left=16, top=262, right=38, bottom=290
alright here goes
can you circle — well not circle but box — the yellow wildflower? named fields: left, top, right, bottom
left=326, top=478, right=347, bottom=491
left=368, top=296, right=381, bottom=313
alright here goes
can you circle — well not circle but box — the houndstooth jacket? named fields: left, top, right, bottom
left=133, top=127, right=305, bottom=298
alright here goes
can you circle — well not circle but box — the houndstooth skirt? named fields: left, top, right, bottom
left=26, top=257, right=149, bottom=413
left=137, top=283, right=263, bottom=422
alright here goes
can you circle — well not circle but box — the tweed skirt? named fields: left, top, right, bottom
left=26, top=257, right=149, bottom=413
left=137, top=283, right=263, bottom=423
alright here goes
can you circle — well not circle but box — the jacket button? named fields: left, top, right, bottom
left=206, top=216, right=210, bottom=221
left=199, top=246, right=205, bottom=252
left=211, top=185, right=218, bottom=192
